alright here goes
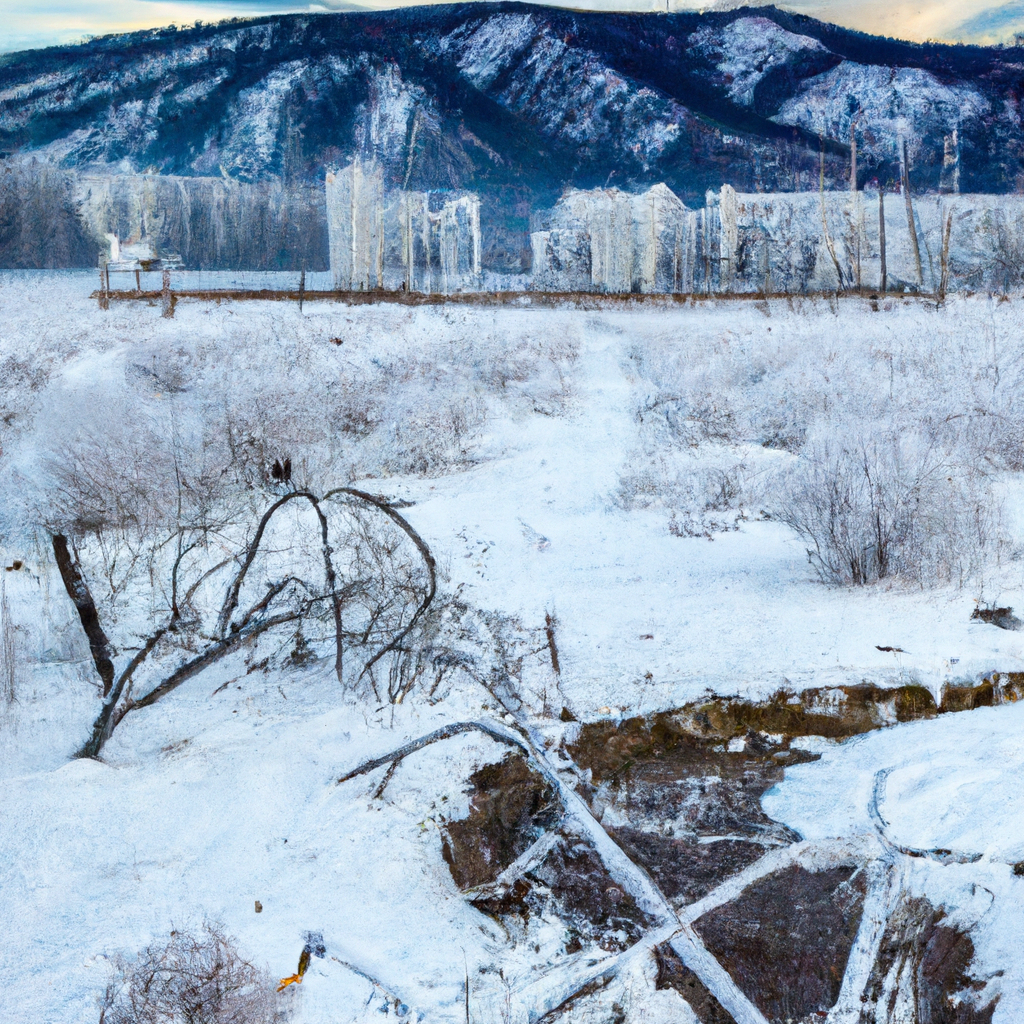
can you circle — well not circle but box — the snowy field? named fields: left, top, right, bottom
left=0, top=273, right=1022, bottom=1023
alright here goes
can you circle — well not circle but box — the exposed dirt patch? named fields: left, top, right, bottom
left=441, top=753, right=560, bottom=890
left=971, top=606, right=1022, bottom=630
left=980, top=671, right=1024, bottom=703
left=569, top=687, right=942, bottom=781
left=471, top=834, right=653, bottom=954
left=654, top=943, right=736, bottom=1024
left=608, top=828, right=767, bottom=906
left=861, top=896, right=998, bottom=1024
left=441, top=753, right=649, bottom=957
left=567, top=708, right=817, bottom=902
left=692, top=865, right=865, bottom=1023
left=940, top=680, right=995, bottom=714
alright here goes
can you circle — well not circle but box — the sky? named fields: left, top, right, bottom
left=2, top=0, right=1024, bottom=53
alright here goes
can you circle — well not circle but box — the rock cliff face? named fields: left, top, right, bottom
left=2, top=2, right=1023, bottom=268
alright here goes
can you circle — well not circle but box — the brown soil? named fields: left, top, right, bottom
left=608, top=828, right=768, bottom=905
left=441, top=752, right=650, bottom=956
left=568, top=687, right=943, bottom=783
left=693, top=865, right=865, bottom=1023
left=862, top=896, right=998, bottom=1024
left=440, top=753, right=559, bottom=890
left=471, top=834, right=653, bottom=954
left=980, top=671, right=1024, bottom=703
left=94, top=287, right=952, bottom=310
left=940, top=680, right=995, bottom=714
left=970, top=607, right=1021, bottom=630
left=566, top=705, right=821, bottom=903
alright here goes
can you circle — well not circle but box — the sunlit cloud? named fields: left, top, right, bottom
left=3, top=0, right=1024, bottom=54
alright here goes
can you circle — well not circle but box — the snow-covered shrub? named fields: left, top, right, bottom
left=99, top=922, right=274, bottom=1024
left=623, top=300, right=1024, bottom=576
left=771, top=432, right=999, bottom=586
left=108, top=330, right=578, bottom=490
left=615, top=453, right=751, bottom=536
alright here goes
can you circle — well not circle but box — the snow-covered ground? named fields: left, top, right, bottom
left=1, top=274, right=1022, bottom=1023
left=765, top=703, right=1024, bottom=1020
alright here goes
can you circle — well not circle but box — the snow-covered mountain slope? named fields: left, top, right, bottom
left=2, top=2, right=1024, bottom=201
left=773, top=61, right=990, bottom=163
left=687, top=15, right=832, bottom=108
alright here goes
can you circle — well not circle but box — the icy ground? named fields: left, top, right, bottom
left=0, top=275, right=1022, bottom=1022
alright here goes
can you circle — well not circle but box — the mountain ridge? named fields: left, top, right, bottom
left=2, top=3, right=1022, bottom=199
left=2, top=3, right=1023, bottom=269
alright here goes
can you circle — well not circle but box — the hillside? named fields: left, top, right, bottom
left=2, top=3, right=1023, bottom=202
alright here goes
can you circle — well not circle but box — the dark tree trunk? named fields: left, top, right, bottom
left=51, top=534, right=115, bottom=696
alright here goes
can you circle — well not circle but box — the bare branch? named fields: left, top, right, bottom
left=335, top=720, right=525, bottom=785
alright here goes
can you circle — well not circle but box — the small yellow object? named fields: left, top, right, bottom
left=277, top=946, right=313, bottom=992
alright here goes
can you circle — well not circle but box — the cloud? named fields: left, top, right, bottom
left=954, top=0, right=1024, bottom=42
left=4, top=0, right=1024, bottom=53
left=0, top=0, right=315, bottom=53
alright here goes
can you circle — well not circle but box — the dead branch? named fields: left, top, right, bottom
left=216, top=491, right=323, bottom=638
left=535, top=974, right=614, bottom=1023
left=329, top=956, right=407, bottom=1012
left=70, top=481, right=439, bottom=758
left=335, top=720, right=525, bottom=785
left=323, top=487, right=437, bottom=685
left=544, top=613, right=561, bottom=676
left=130, top=610, right=305, bottom=712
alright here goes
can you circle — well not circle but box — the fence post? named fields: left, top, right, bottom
left=878, top=188, right=887, bottom=295
left=98, top=262, right=109, bottom=311
left=161, top=269, right=173, bottom=318
left=901, top=139, right=924, bottom=288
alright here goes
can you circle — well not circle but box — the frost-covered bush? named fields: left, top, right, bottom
left=625, top=301, right=1024, bottom=463
left=624, top=300, right=1022, bottom=579
left=615, top=452, right=751, bottom=536
left=99, top=923, right=275, bottom=1024
left=771, top=432, right=999, bottom=586
left=109, top=331, right=578, bottom=488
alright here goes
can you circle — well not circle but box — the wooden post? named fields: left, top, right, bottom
left=298, top=266, right=305, bottom=312
left=878, top=187, right=887, bottom=295
left=901, top=139, right=924, bottom=288
left=98, top=263, right=109, bottom=310
left=161, top=269, right=172, bottom=318
left=820, top=139, right=844, bottom=291
left=851, top=125, right=861, bottom=291
left=134, top=268, right=141, bottom=293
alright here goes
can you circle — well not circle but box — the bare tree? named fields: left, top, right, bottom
left=58, top=484, right=436, bottom=758
left=100, top=922, right=275, bottom=1024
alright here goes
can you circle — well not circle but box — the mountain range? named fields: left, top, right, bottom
left=1, top=3, right=1023, bottom=268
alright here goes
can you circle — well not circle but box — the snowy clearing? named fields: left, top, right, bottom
left=0, top=274, right=1022, bottom=1023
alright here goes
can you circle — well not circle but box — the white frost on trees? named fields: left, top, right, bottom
left=327, top=160, right=482, bottom=293
left=531, top=183, right=693, bottom=293
left=326, top=159, right=385, bottom=291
